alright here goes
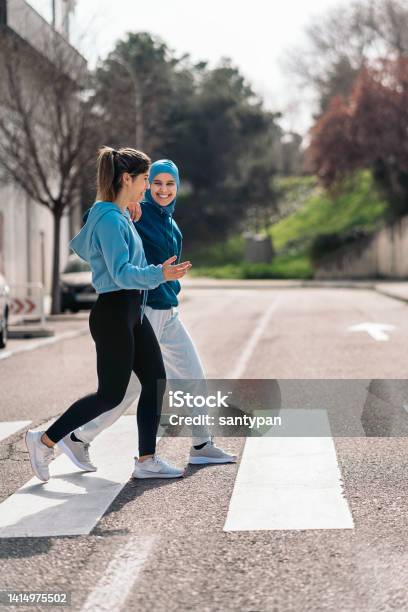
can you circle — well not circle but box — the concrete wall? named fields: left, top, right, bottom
left=0, top=183, right=70, bottom=291
left=315, top=216, right=408, bottom=279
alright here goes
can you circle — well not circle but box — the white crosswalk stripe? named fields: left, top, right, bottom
left=0, top=412, right=353, bottom=536
left=224, top=410, right=354, bottom=531
left=0, top=421, right=31, bottom=443
left=0, top=416, right=138, bottom=538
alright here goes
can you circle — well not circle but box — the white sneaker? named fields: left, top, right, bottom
left=189, top=440, right=237, bottom=465
left=57, top=434, right=97, bottom=472
left=131, top=455, right=185, bottom=479
left=25, top=430, right=55, bottom=482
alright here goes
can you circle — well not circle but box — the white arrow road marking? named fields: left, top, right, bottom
left=81, top=535, right=157, bottom=612
left=348, top=322, right=395, bottom=341
left=0, top=416, right=143, bottom=538
left=0, top=421, right=31, bottom=443
left=224, top=410, right=354, bottom=531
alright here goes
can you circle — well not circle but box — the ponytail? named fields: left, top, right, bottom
left=96, top=146, right=116, bottom=202
left=96, top=146, right=151, bottom=202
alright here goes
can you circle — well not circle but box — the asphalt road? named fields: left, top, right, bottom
left=0, top=285, right=407, bottom=612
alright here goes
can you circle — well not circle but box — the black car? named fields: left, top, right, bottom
left=60, top=255, right=97, bottom=313
left=0, top=272, right=9, bottom=349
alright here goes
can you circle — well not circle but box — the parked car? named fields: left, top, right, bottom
left=0, top=273, right=9, bottom=349
left=60, top=255, right=96, bottom=313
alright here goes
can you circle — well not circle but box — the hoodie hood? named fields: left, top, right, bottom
left=70, top=201, right=129, bottom=261
left=144, top=159, right=180, bottom=217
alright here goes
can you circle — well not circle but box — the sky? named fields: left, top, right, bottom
left=27, top=0, right=347, bottom=134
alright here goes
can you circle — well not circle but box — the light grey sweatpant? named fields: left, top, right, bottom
left=76, top=306, right=211, bottom=446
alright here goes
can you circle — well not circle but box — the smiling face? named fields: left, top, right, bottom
left=150, top=173, right=178, bottom=207
left=122, top=171, right=150, bottom=203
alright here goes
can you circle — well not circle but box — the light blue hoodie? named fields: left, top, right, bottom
left=69, top=201, right=165, bottom=294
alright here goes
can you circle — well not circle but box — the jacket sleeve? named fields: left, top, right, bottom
left=94, top=212, right=165, bottom=290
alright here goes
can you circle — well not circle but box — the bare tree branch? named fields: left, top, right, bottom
left=0, top=28, right=92, bottom=313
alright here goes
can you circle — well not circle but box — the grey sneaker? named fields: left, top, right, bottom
left=189, top=440, right=237, bottom=465
left=57, top=434, right=97, bottom=472
left=25, top=430, right=55, bottom=482
left=132, top=455, right=185, bottom=479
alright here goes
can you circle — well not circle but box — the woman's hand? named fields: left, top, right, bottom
left=128, top=201, right=142, bottom=222
left=162, top=255, right=192, bottom=281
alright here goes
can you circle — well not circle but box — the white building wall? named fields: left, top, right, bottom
left=0, top=182, right=70, bottom=293
left=0, top=0, right=83, bottom=295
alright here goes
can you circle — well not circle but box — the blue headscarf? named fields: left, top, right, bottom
left=144, top=159, right=180, bottom=215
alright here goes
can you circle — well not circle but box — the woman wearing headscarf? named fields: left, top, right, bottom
left=59, top=159, right=236, bottom=475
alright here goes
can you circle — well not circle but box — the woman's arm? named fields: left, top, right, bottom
left=94, top=213, right=191, bottom=289
left=94, top=213, right=165, bottom=290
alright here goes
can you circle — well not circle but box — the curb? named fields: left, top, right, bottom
left=183, top=278, right=376, bottom=290
left=0, top=328, right=89, bottom=361
left=373, top=287, right=408, bottom=304
left=8, top=326, right=55, bottom=339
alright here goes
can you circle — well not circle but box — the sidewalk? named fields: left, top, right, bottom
left=1, top=313, right=89, bottom=361
left=183, top=276, right=408, bottom=303
left=374, top=282, right=408, bottom=303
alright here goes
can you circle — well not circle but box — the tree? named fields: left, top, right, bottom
left=307, top=56, right=408, bottom=218
left=93, top=32, right=178, bottom=154
left=0, top=32, right=93, bottom=313
left=170, top=60, right=281, bottom=245
left=93, top=39, right=282, bottom=246
left=284, top=0, right=408, bottom=114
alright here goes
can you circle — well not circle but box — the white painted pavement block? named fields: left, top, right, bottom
left=0, top=416, right=138, bottom=537
left=0, top=421, right=31, bottom=443
left=224, top=409, right=354, bottom=531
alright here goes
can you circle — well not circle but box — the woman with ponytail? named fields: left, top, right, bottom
left=25, top=147, right=191, bottom=482
left=61, top=159, right=237, bottom=469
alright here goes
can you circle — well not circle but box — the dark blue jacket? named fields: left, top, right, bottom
left=83, top=199, right=183, bottom=309
left=136, top=198, right=182, bottom=309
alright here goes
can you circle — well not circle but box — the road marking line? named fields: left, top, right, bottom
left=228, top=298, right=281, bottom=379
left=0, top=421, right=31, bottom=443
left=0, top=416, right=140, bottom=537
left=81, top=535, right=156, bottom=612
left=224, top=410, right=354, bottom=531
left=0, top=329, right=89, bottom=361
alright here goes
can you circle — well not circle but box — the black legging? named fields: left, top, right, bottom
left=46, top=290, right=166, bottom=456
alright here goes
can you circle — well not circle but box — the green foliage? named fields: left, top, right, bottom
left=188, top=171, right=387, bottom=279
left=273, top=175, right=318, bottom=221
left=310, top=229, right=369, bottom=262
left=93, top=32, right=180, bottom=156
left=93, top=37, right=284, bottom=243
left=270, top=171, right=386, bottom=253
left=190, top=254, right=312, bottom=280
left=171, top=59, right=281, bottom=242
left=183, top=235, right=245, bottom=266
